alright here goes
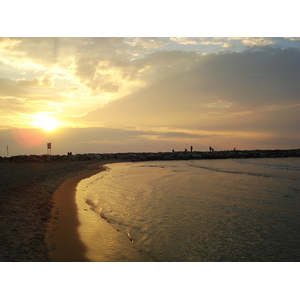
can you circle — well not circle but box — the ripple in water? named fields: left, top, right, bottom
left=77, top=157, right=300, bottom=261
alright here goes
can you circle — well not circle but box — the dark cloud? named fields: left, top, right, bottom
left=0, top=75, right=54, bottom=96
left=81, top=47, right=300, bottom=133
left=5, top=37, right=60, bottom=66
left=54, top=127, right=207, bottom=144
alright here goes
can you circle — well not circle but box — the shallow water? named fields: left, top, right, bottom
left=76, top=157, right=300, bottom=261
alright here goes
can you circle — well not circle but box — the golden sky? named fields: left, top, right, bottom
left=1, top=37, right=300, bottom=155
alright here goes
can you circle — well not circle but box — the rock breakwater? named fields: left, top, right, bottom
left=1, top=149, right=300, bottom=163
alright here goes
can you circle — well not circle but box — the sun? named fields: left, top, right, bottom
left=31, top=113, right=60, bottom=131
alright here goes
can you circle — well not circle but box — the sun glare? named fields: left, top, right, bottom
left=31, top=113, right=59, bottom=131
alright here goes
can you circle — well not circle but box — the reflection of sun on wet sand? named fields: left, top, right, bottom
left=75, top=172, right=152, bottom=262
left=0, top=158, right=148, bottom=262
left=0, top=160, right=111, bottom=261
left=46, top=164, right=107, bottom=262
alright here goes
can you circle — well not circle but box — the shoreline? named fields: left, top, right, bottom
left=46, top=164, right=108, bottom=262
left=1, top=152, right=299, bottom=261
left=0, top=160, right=118, bottom=261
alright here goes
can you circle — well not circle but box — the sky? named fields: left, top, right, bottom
left=1, top=0, right=300, bottom=156
left=1, top=36, right=300, bottom=156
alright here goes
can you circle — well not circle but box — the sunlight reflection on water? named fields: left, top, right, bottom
left=77, top=158, right=300, bottom=261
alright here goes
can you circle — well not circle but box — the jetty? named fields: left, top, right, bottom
left=1, top=149, right=300, bottom=163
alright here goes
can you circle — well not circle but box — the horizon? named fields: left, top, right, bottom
left=2, top=136, right=300, bottom=158
left=2, top=147, right=299, bottom=160
left=1, top=37, right=300, bottom=156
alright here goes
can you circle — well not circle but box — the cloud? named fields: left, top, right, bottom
left=170, top=37, right=238, bottom=49
left=284, top=37, right=300, bottom=42
left=77, top=47, right=300, bottom=145
left=72, top=47, right=200, bottom=96
left=71, top=38, right=167, bottom=94
left=2, top=37, right=297, bottom=107
left=222, top=43, right=236, bottom=49
left=228, top=37, right=276, bottom=47
left=74, top=55, right=121, bottom=92
left=170, top=37, right=277, bottom=49
left=0, top=38, right=58, bottom=69
left=124, top=37, right=169, bottom=53
left=0, top=76, right=64, bottom=128
left=170, top=37, right=206, bottom=45
left=0, top=76, right=59, bottom=101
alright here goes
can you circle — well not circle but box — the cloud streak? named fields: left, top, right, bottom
left=80, top=47, right=300, bottom=127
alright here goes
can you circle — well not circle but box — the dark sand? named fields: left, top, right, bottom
left=0, top=160, right=115, bottom=262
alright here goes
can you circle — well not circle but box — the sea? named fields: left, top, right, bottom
left=76, top=157, right=300, bottom=262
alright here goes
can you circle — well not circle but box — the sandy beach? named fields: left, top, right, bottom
left=0, top=160, right=115, bottom=262
left=46, top=164, right=108, bottom=262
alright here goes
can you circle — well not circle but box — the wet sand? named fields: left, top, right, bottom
left=0, top=160, right=116, bottom=261
left=46, top=164, right=107, bottom=262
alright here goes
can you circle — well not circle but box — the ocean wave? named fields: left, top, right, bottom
left=234, top=161, right=300, bottom=171
left=186, top=163, right=270, bottom=177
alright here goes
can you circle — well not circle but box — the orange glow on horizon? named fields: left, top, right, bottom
left=12, top=128, right=48, bottom=148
